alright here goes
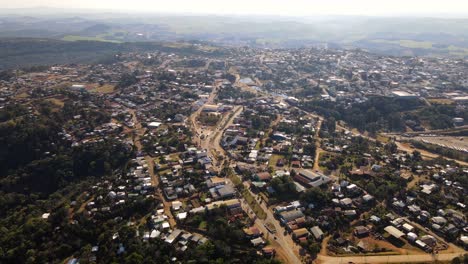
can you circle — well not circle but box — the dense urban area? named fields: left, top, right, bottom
left=0, top=43, right=467, bottom=264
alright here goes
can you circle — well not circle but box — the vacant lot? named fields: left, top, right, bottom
left=412, top=136, right=468, bottom=151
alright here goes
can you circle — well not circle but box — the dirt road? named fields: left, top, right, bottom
left=318, top=252, right=463, bottom=264
left=128, top=109, right=176, bottom=227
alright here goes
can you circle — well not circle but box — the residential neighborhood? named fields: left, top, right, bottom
left=1, top=44, right=467, bottom=264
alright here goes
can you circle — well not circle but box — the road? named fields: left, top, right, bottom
left=318, top=252, right=464, bottom=264
left=242, top=186, right=304, bottom=264
left=312, top=116, right=324, bottom=171
left=128, top=109, right=177, bottom=227
left=186, top=75, right=465, bottom=264
left=395, top=141, right=468, bottom=166
left=188, top=83, right=302, bottom=263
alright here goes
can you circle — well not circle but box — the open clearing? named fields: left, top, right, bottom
left=412, top=136, right=468, bottom=152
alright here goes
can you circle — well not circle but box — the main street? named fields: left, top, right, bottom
left=188, top=84, right=303, bottom=263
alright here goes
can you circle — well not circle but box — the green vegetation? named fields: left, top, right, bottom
left=372, top=39, right=433, bottom=49
left=301, top=96, right=464, bottom=134
left=198, top=113, right=221, bottom=126
left=409, top=140, right=468, bottom=162
left=242, top=189, right=267, bottom=220
left=217, top=86, right=256, bottom=101
left=0, top=99, right=138, bottom=263
left=0, top=39, right=226, bottom=70
left=184, top=206, right=279, bottom=263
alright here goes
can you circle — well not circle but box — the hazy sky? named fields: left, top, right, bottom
left=1, top=0, right=468, bottom=16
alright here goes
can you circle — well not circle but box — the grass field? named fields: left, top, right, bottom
left=376, top=134, right=390, bottom=143
left=428, top=98, right=454, bottom=105
left=47, top=98, right=65, bottom=107
left=89, top=84, right=115, bottom=94
left=371, top=39, right=468, bottom=56
left=269, top=154, right=285, bottom=168
left=242, top=189, right=267, bottom=220
left=372, top=39, right=433, bottom=49
left=15, top=92, right=29, bottom=99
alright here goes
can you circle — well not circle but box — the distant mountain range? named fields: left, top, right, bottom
left=0, top=8, right=467, bottom=57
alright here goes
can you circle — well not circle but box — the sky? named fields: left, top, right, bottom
left=1, top=0, right=468, bottom=16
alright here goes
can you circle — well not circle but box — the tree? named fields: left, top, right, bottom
left=117, top=73, right=138, bottom=88
left=124, top=252, right=144, bottom=264
left=300, top=187, right=330, bottom=208
left=412, top=150, right=422, bottom=162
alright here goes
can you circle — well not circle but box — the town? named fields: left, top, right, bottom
left=0, top=44, right=467, bottom=264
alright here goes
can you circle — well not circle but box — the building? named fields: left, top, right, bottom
left=202, top=104, right=219, bottom=112
left=310, top=226, right=324, bottom=240
left=209, top=185, right=236, bottom=200
left=279, top=210, right=304, bottom=224
left=292, top=228, right=310, bottom=239
left=392, top=91, right=419, bottom=99
left=294, top=170, right=331, bottom=188
left=354, top=226, right=370, bottom=237
left=165, top=229, right=183, bottom=244
left=384, top=226, right=405, bottom=239
left=254, top=172, right=272, bottom=182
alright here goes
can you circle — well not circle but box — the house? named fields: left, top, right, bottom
left=250, top=237, right=265, bottom=247
left=244, top=226, right=263, bottom=238
left=431, top=216, right=448, bottom=225
left=362, top=194, right=374, bottom=203
left=148, top=121, right=162, bottom=128
left=206, top=177, right=226, bottom=188
left=254, top=172, right=272, bottom=181
left=310, top=226, right=324, bottom=240
left=354, top=226, right=370, bottom=237
left=165, top=229, right=183, bottom=244
left=292, top=228, right=310, bottom=239
left=402, top=223, right=415, bottom=233
left=172, top=201, right=183, bottom=211
left=340, top=198, right=353, bottom=208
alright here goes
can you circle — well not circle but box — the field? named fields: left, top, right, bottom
left=428, top=98, right=454, bottom=105
left=370, top=39, right=468, bottom=57
left=412, top=136, right=468, bottom=152
left=62, top=35, right=121, bottom=43
left=46, top=98, right=65, bottom=107
left=269, top=154, right=285, bottom=168
left=371, top=39, right=433, bottom=49
left=89, top=84, right=115, bottom=94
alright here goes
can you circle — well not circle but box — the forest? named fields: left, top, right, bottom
left=301, top=96, right=462, bottom=134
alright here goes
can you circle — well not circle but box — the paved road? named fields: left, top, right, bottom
left=243, top=187, right=303, bottom=264
left=188, top=84, right=302, bottom=263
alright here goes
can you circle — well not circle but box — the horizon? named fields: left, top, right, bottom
left=1, top=0, right=468, bottom=18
